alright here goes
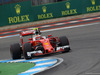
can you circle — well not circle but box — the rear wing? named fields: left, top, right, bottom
left=20, top=30, right=34, bottom=37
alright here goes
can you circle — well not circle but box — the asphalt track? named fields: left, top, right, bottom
left=0, top=22, right=100, bottom=75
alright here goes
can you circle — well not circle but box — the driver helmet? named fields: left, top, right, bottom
left=33, top=28, right=41, bottom=35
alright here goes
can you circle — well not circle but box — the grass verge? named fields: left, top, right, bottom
left=0, top=63, right=35, bottom=75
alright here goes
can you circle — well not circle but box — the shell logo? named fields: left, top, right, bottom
left=44, top=43, right=49, bottom=45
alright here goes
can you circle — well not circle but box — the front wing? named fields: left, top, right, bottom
left=27, top=45, right=70, bottom=57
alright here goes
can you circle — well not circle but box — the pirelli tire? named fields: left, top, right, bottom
left=10, top=43, right=21, bottom=59
left=59, top=36, right=70, bottom=53
left=23, top=43, right=32, bottom=60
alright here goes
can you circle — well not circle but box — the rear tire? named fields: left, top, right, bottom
left=10, top=43, right=21, bottom=59
left=23, top=43, right=32, bottom=60
left=59, top=36, right=70, bottom=53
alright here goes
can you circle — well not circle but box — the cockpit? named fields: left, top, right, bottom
left=33, top=35, right=46, bottom=41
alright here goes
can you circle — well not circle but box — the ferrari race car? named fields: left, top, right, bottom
left=10, top=28, right=70, bottom=60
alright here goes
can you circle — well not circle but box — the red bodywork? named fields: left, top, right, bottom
left=20, top=30, right=64, bottom=56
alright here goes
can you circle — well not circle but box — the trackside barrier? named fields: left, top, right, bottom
left=0, top=0, right=100, bottom=26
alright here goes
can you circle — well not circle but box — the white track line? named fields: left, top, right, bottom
left=35, top=60, right=57, bottom=66
left=42, top=22, right=100, bottom=32
left=22, top=67, right=48, bottom=73
left=0, top=22, right=100, bottom=39
left=29, top=59, right=52, bottom=63
left=1, top=16, right=100, bottom=35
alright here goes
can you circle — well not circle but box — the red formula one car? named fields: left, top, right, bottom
left=10, top=28, right=70, bottom=60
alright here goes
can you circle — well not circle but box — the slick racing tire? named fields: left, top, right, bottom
left=23, top=43, right=32, bottom=60
left=10, top=43, right=21, bottom=59
left=59, top=36, right=70, bottom=53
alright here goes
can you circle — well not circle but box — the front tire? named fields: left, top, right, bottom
left=23, top=43, right=32, bottom=60
left=59, top=36, right=70, bottom=53
left=10, top=43, right=21, bottom=59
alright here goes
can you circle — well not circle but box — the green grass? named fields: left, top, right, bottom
left=0, top=63, right=35, bottom=75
